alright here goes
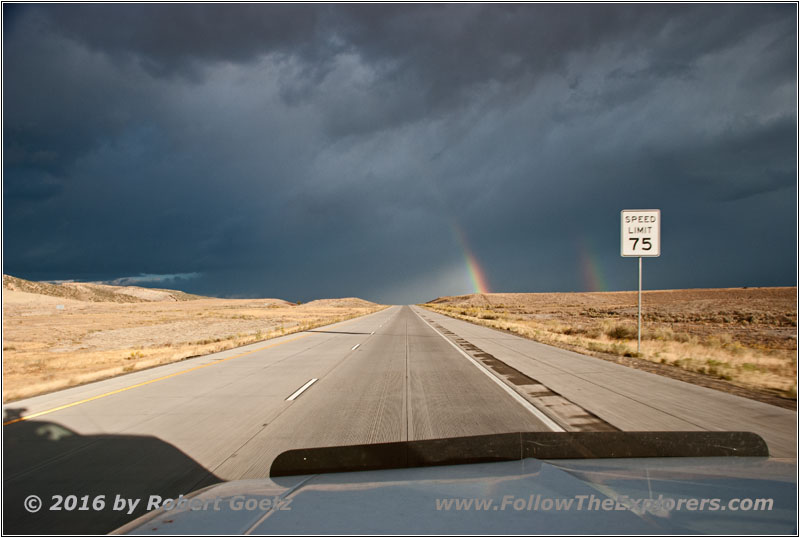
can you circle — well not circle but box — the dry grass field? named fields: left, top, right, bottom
left=2, top=275, right=385, bottom=402
left=424, top=287, right=797, bottom=403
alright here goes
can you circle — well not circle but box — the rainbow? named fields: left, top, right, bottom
left=579, top=240, right=608, bottom=292
left=451, top=223, right=491, bottom=294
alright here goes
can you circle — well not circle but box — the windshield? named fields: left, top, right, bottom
left=3, top=3, right=796, bottom=536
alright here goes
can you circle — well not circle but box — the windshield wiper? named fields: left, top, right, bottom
left=270, top=431, right=769, bottom=477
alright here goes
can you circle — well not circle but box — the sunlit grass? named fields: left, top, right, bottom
left=3, top=299, right=386, bottom=402
left=424, top=297, right=796, bottom=399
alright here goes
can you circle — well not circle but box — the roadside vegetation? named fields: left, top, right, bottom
left=423, top=288, right=796, bottom=400
left=3, top=275, right=385, bottom=402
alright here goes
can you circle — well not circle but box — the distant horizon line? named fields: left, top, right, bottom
left=3, top=273, right=795, bottom=306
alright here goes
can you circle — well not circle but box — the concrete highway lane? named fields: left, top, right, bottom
left=3, top=305, right=554, bottom=534
left=414, top=306, right=796, bottom=459
left=210, top=306, right=555, bottom=481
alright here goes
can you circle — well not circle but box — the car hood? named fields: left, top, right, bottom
left=114, top=456, right=796, bottom=535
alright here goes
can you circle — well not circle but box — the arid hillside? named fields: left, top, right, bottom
left=2, top=275, right=385, bottom=402
left=424, top=287, right=797, bottom=405
left=3, top=274, right=207, bottom=303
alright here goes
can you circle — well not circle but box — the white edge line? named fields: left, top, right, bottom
left=411, top=307, right=565, bottom=433
left=286, top=378, right=318, bottom=401
left=351, top=344, right=360, bottom=350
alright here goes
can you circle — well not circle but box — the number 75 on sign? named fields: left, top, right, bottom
left=621, top=209, right=661, bottom=257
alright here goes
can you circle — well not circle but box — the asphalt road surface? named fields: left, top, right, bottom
left=3, top=305, right=796, bottom=534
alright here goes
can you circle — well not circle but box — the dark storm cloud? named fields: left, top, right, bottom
left=3, top=4, right=796, bottom=303
left=24, top=4, right=327, bottom=76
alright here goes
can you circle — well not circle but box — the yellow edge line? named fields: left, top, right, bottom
left=3, top=334, right=308, bottom=426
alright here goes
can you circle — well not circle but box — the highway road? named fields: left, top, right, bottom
left=3, top=305, right=796, bottom=534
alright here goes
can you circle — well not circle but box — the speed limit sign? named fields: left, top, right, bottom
left=620, top=209, right=660, bottom=354
left=621, top=209, right=660, bottom=257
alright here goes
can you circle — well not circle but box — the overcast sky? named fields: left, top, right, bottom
left=3, top=3, right=796, bottom=303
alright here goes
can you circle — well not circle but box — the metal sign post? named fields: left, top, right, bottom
left=621, top=209, right=661, bottom=354
left=638, top=256, right=642, bottom=353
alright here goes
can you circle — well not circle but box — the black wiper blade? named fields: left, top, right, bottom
left=270, top=431, right=769, bottom=477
